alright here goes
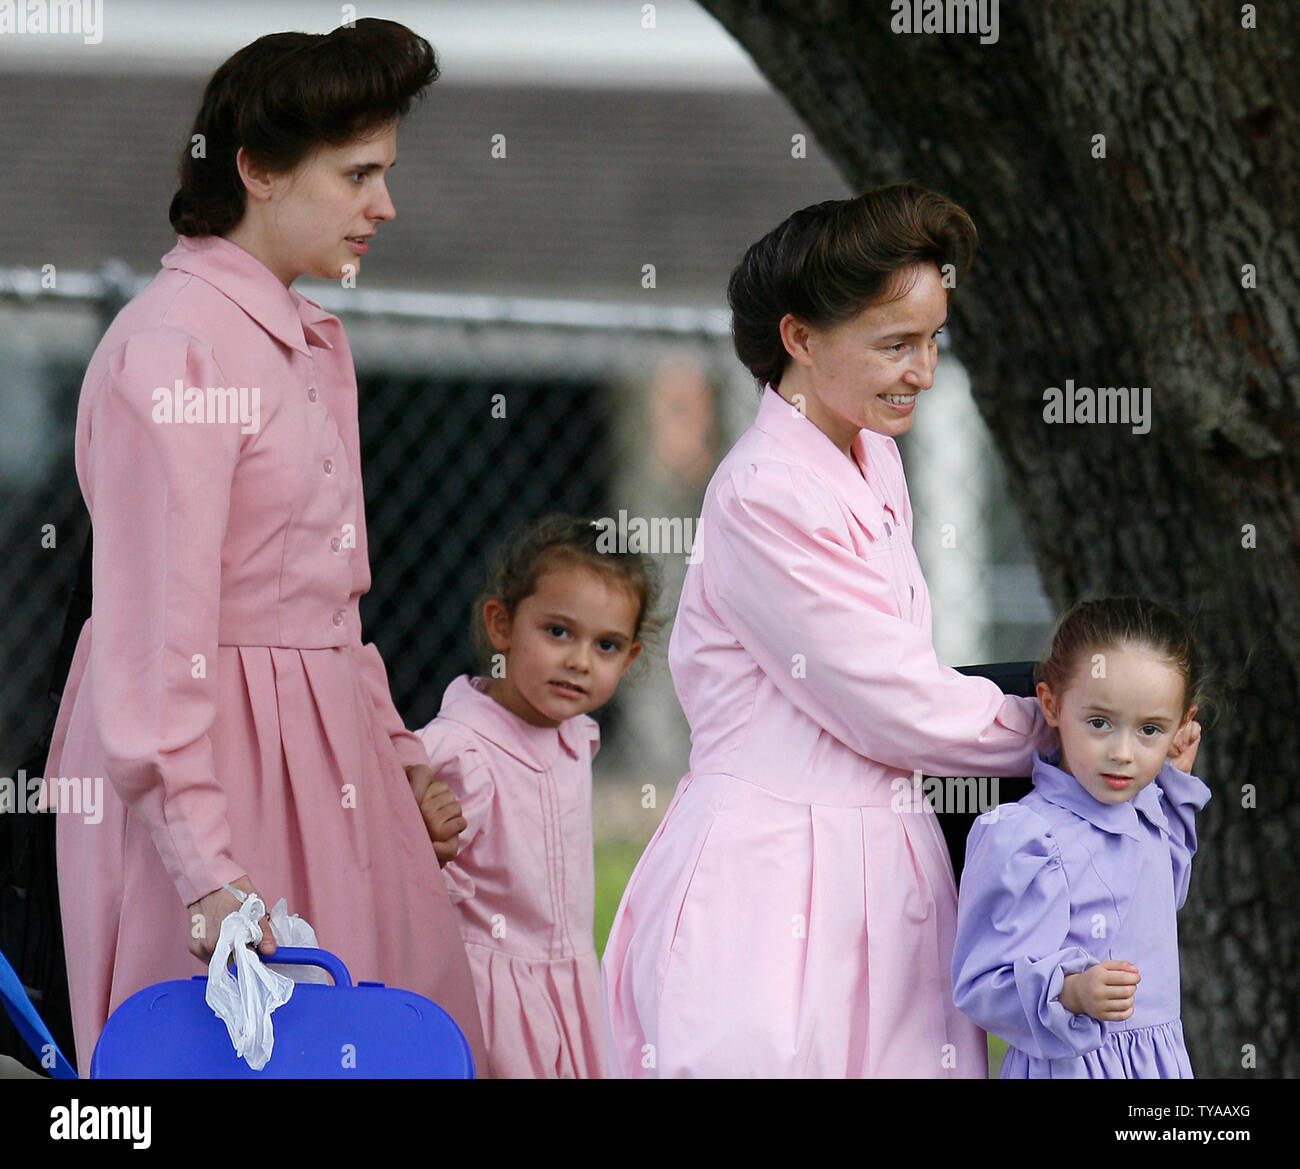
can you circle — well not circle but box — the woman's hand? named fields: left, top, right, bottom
left=406, top=764, right=467, bottom=867
left=1168, top=718, right=1202, bottom=772
left=186, top=874, right=275, bottom=963
left=1058, top=960, right=1140, bottom=1021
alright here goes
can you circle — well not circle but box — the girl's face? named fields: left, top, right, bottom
left=777, top=262, right=948, bottom=454
left=1037, top=643, right=1191, bottom=805
left=244, top=123, right=398, bottom=286
left=485, top=562, right=643, bottom=728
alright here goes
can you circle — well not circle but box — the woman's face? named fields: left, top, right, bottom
left=781, top=262, right=948, bottom=451
left=256, top=123, right=399, bottom=285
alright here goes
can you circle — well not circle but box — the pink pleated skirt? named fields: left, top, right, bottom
left=463, top=941, right=605, bottom=1078
left=48, top=632, right=487, bottom=1075
left=601, top=771, right=988, bottom=1078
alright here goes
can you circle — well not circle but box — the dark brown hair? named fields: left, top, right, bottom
left=471, top=515, right=661, bottom=667
left=727, top=183, right=978, bottom=388
left=169, top=19, right=439, bottom=237
left=1035, top=596, right=1210, bottom=719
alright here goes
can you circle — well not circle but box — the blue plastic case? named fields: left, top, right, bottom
left=90, top=947, right=475, bottom=1079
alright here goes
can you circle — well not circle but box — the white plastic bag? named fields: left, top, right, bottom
left=265, top=898, right=331, bottom=985
left=205, top=887, right=326, bottom=1069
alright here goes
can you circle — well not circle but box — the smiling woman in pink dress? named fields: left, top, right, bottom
left=43, top=20, right=487, bottom=1073
left=601, top=185, right=1056, bottom=1077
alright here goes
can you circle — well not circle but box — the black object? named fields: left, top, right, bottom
left=926, top=662, right=1038, bottom=884
left=0, top=530, right=91, bottom=1073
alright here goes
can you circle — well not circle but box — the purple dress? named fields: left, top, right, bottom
left=952, top=749, right=1211, bottom=1078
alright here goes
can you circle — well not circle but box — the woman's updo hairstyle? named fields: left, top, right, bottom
left=169, top=18, right=439, bottom=238
left=727, top=183, right=978, bottom=388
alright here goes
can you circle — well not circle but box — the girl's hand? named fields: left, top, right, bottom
left=1058, top=960, right=1140, bottom=1021
left=407, top=764, right=467, bottom=867
left=421, top=781, right=467, bottom=867
left=1168, top=718, right=1202, bottom=772
left=186, top=874, right=276, bottom=963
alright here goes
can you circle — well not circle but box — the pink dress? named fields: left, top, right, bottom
left=44, top=233, right=487, bottom=1075
left=416, top=675, right=605, bottom=1078
left=601, top=385, right=1053, bottom=1078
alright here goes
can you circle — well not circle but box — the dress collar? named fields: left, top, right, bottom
left=161, top=234, right=338, bottom=356
left=1031, top=748, right=1167, bottom=841
left=751, top=384, right=899, bottom=536
left=435, top=675, right=591, bottom=772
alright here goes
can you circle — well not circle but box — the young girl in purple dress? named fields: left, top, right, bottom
left=952, top=597, right=1210, bottom=1077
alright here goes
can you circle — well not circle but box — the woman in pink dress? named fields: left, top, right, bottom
left=43, top=20, right=487, bottom=1073
left=601, top=185, right=1057, bottom=1077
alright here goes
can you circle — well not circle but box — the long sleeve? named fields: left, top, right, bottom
left=356, top=640, right=432, bottom=774
left=414, top=721, right=497, bottom=905
left=703, top=460, right=1047, bottom=778
left=83, top=328, right=247, bottom=908
left=1152, top=761, right=1211, bottom=909
left=952, top=804, right=1108, bottom=1060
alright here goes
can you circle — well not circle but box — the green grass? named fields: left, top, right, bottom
left=593, top=837, right=645, bottom=959
left=593, top=833, right=1010, bottom=1079
left=987, top=1033, right=1007, bottom=1077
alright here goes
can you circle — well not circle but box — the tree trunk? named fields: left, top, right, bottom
left=699, top=0, right=1299, bottom=1077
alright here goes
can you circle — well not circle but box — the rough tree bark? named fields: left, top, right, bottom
left=699, top=0, right=1299, bottom=1077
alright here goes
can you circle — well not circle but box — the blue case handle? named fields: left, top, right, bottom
left=253, top=947, right=353, bottom=987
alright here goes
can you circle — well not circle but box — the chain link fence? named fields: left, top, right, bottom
left=0, top=267, right=1054, bottom=862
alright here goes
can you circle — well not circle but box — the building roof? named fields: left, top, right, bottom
left=2, top=71, right=850, bottom=303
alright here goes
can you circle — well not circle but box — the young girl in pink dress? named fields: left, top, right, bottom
left=416, top=516, right=658, bottom=1078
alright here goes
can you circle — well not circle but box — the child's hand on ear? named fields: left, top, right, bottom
left=1168, top=718, right=1202, bottom=773
left=1059, top=960, right=1140, bottom=1022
